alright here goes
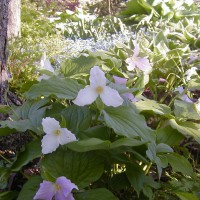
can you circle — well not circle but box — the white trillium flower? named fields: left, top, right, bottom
left=125, top=43, right=152, bottom=74
left=174, top=86, right=193, bottom=103
left=185, top=67, right=198, bottom=81
left=38, top=54, right=55, bottom=81
left=73, top=66, right=124, bottom=107
left=41, top=117, right=77, bottom=154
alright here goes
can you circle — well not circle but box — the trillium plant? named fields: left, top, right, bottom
left=1, top=37, right=200, bottom=200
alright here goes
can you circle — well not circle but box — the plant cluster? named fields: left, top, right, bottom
left=1, top=0, right=200, bottom=200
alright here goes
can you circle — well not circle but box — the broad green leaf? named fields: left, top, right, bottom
left=0, top=119, right=33, bottom=132
left=169, top=119, right=200, bottom=144
left=0, top=191, right=18, bottom=200
left=175, top=192, right=199, bottom=200
left=41, top=148, right=104, bottom=188
left=11, top=139, right=41, bottom=171
left=0, top=168, right=11, bottom=189
left=111, top=138, right=146, bottom=149
left=120, top=0, right=147, bottom=19
left=174, top=100, right=200, bottom=120
left=135, top=99, right=171, bottom=116
left=133, top=74, right=149, bottom=96
left=26, top=76, right=82, bottom=100
left=74, top=188, right=118, bottom=200
left=0, top=127, right=16, bottom=136
left=0, top=105, right=12, bottom=114
left=156, top=143, right=173, bottom=154
left=156, top=126, right=184, bottom=146
left=188, top=77, right=200, bottom=90
left=61, top=105, right=92, bottom=133
left=17, top=176, right=42, bottom=200
left=78, top=126, right=111, bottom=140
left=126, top=163, right=145, bottom=196
left=166, top=153, right=193, bottom=176
left=61, top=55, right=101, bottom=77
left=67, top=138, right=110, bottom=152
left=110, top=172, right=130, bottom=190
left=0, top=99, right=49, bottom=133
left=45, top=102, right=65, bottom=120
left=103, top=105, right=153, bottom=141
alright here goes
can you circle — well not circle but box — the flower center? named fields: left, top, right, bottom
left=95, top=86, right=103, bottom=94
left=131, top=56, right=137, bottom=61
left=54, top=129, right=61, bottom=135
left=54, top=183, right=62, bottom=191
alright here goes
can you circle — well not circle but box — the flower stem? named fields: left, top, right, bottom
left=0, top=153, right=12, bottom=164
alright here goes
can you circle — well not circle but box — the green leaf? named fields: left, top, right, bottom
left=11, top=139, right=41, bottom=171
left=174, top=100, right=200, bottom=120
left=1, top=98, right=49, bottom=133
left=111, top=138, right=146, bottom=149
left=41, top=148, right=104, bottom=188
left=0, top=168, right=11, bottom=189
left=103, top=105, right=153, bottom=141
left=67, top=138, right=110, bottom=152
left=17, top=175, right=42, bottom=200
left=78, top=126, right=111, bottom=140
left=74, top=188, right=118, bottom=200
left=61, top=105, right=92, bottom=133
left=169, top=119, right=200, bottom=144
left=136, top=99, right=171, bottom=116
left=188, top=77, right=200, bottom=90
left=0, top=127, right=16, bottom=137
left=166, top=153, right=193, bottom=176
left=0, top=105, right=12, bottom=114
left=26, top=76, right=82, bottom=100
left=45, top=102, right=65, bottom=120
left=61, top=55, right=101, bottom=77
left=156, top=126, right=184, bottom=146
left=110, top=172, right=130, bottom=190
left=126, top=163, right=145, bottom=196
left=0, top=191, right=18, bottom=200
left=175, top=192, right=199, bottom=200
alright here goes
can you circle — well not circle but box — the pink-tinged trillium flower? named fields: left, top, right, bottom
left=41, top=117, right=77, bottom=154
left=73, top=66, right=124, bottom=107
left=125, top=43, right=152, bottom=74
left=113, top=75, right=139, bottom=102
left=174, top=86, right=193, bottom=103
left=34, top=176, right=78, bottom=200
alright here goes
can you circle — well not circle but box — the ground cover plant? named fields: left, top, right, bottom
left=0, top=0, right=200, bottom=199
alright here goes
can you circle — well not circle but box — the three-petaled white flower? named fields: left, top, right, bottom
left=174, top=86, right=193, bottom=103
left=41, top=117, right=77, bottom=154
left=73, top=66, right=124, bottom=107
left=34, top=176, right=78, bottom=200
left=125, top=43, right=152, bottom=74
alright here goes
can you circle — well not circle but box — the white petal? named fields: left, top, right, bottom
left=58, top=128, right=77, bottom=145
left=43, top=59, right=54, bottom=72
left=89, top=66, right=106, bottom=87
left=73, top=86, right=98, bottom=106
left=133, top=43, right=140, bottom=57
left=135, top=57, right=151, bottom=72
left=42, top=134, right=60, bottom=154
left=127, top=62, right=136, bottom=71
left=113, top=76, right=127, bottom=85
left=100, top=86, right=123, bottom=107
left=42, top=117, right=61, bottom=135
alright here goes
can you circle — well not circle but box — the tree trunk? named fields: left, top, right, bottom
left=7, top=0, right=21, bottom=38
left=0, top=0, right=10, bottom=109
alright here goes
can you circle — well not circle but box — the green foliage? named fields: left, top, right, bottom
left=2, top=0, right=200, bottom=199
